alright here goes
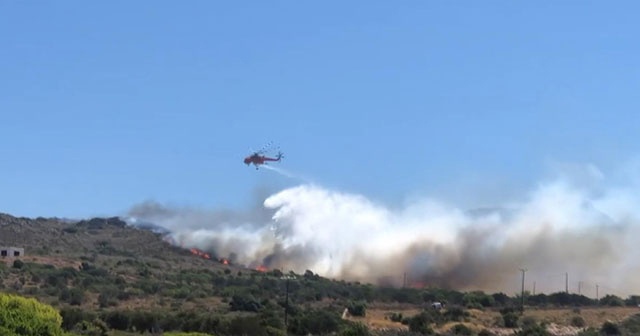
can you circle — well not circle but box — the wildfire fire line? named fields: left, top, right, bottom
left=188, top=247, right=267, bottom=272
left=190, top=248, right=210, bottom=259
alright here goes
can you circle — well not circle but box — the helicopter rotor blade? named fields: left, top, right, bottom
left=256, top=141, right=274, bottom=154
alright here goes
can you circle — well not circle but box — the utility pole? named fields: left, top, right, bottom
left=281, top=274, right=296, bottom=329
left=285, top=277, right=289, bottom=327
left=403, top=272, right=407, bottom=288
left=565, top=273, right=568, bottom=293
left=596, top=284, right=599, bottom=304
left=519, top=268, right=527, bottom=314
left=533, top=281, right=536, bottom=296
left=578, top=281, right=582, bottom=295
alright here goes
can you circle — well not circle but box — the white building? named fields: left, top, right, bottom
left=0, top=246, right=24, bottom=257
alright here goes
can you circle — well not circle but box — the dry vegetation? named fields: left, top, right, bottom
left=346, top=306, right=640, bottom=335
left=2, top=212, right=640, bottom=335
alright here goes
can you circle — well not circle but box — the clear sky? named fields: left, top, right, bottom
left=1, top=1, right=639, bottom=218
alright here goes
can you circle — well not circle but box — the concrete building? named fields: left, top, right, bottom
left=0, top=246, right=24, bottom=257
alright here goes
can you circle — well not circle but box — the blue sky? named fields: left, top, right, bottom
left=1, top=1, right=639, bottom=218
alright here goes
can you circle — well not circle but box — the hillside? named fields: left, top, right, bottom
left=0, top=213, right=254, bottom=307
left=1, top=212, right=640, bottom=336
left=0, top=213, right=197, bottom=265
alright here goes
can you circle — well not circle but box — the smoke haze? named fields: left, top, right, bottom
left=126, top=163, right=640, bottom=297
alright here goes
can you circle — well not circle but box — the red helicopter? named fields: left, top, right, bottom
left=243, top=143, right=284, bottom=169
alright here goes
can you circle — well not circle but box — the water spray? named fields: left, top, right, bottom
left=261, top=164, right=313, bottom=183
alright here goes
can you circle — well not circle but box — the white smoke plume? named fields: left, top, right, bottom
left=126, top=163, right=640, bottom=297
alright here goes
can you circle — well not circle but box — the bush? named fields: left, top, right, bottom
left=600, top=321, right=621, bottom=335
left=59, top=287, right=85, bottom=306
left=520, top=316, right=538, bottom=328
left=619, top=313, right=640, bottom=335
left=576, top=327, right=600, bottom=336
left=502, top=312, right=519, bottom=328
left=71, top=319, right=109, bottom=336
left=101, top=310, right=131, bottom=331
left=348, top=301, right=367, bottom=317
left=60, top=307, right=97, bottom=331
left=462, top=291, right=495, bottom=309
left=339, top=321, right=371, bottom=336
left=571, top=316, right=586, bottom=328
left=408, top=312, right=436, bottom=335
left=0, top=292, right=65, bottom=336
left=450, top=323, right=473, bottom=335
left=516, top=323, right=549, bottom=336
left=13, top=259, right=24, bottom=269
left=444, top=306, right=469, bottom=322
left=229, top=293, right=262, bottom=312
left=600, top=295, right=625, bottom=307
left=224, top=315, right=267, bottom=336
left=500, top=308, right=520, bottom=328
left=289, top=309, right=342, bottom=336
left=0, top=325, right=19, bottom=336
left=390, top=312, right=403, bottom=322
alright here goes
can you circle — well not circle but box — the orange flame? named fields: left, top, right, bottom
left=256, top=265, right=268, bottom=272
left=220, top=258, right=229, bottom=265
left=190, top=248, right=211, bottom=259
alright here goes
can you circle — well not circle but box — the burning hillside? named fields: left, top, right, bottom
left=187, top=247, right=235, bottom=266
left=186, top=246, right=269, bottom=272
left=190, top=248, right=210, bottom=259
left=128, top=163, right=640, bottom=296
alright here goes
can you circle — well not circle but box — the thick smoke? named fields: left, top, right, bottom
left=126, top=164, right=640, bottom=297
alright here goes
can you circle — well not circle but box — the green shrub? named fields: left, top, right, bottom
left=520, top=315, right=537, bottom=328
left=408, top=312, right=436, bottom=334
left=348, top=301, right=367, bottom=317
left=516, top=323, right=549, bottom=336
left=71, top=319, right=109, bottom=336
left=576, top=327, right=600, bottom=336
left=58, top=287, right=85, bottom=306
left=390, top=312, right=403, bottom=322
left=502, top=312, right=519, bottom=328
left=288, top=309, right=342, bottom=336
left=600, top=321, right=621, bottom=335
left=339, top=321, right=371, bottom=336
left=13, top=259, right=24, bottom=269
left=0, top=292, right=65, bottom=336
left=571, top=315, right=586, bottom=328
left=600, top=295, right=625, bottom=307
left=444, top=305, right=469, bottom=322
left=59, top=307, right=97, bottom=331
left=450, top=323, right=473, bottom=335
left=229, top=293, right=262, bottom=312
left=224, top=315, right=267, bottom=336
left=619, top=313, right=640, bottom=335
